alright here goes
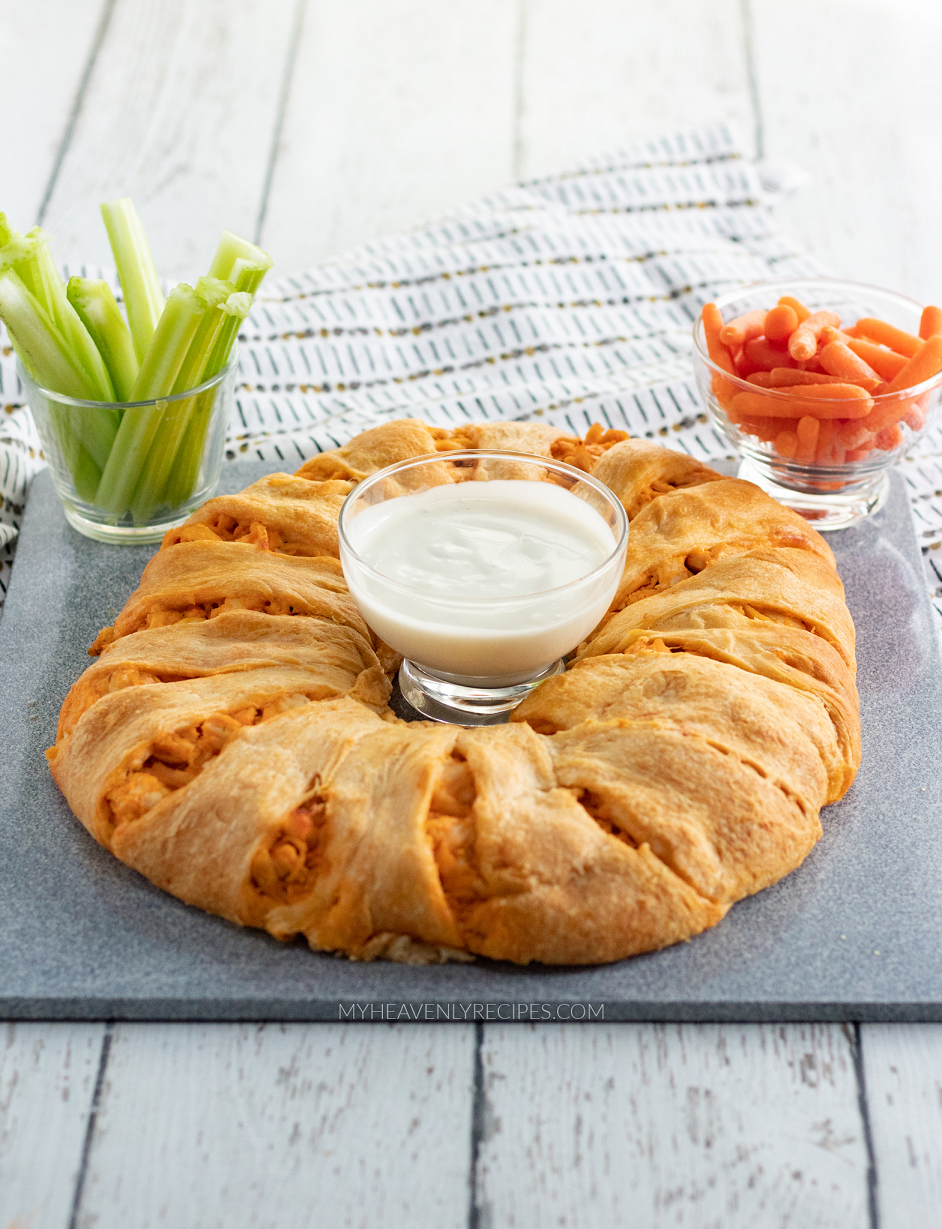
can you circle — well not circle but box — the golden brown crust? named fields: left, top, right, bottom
left=589, top=438, right=727, bottom=520
left=109, top=541, right=370, bottom=642
left=584, top=547, right=856, bottom=671
left=49, top=422, right=861, bottom=966
left=163, top=474, right=353, bottom=558
left=294, top=419, right=446, bottom=481
left=609, top=478, right=835, bottom=612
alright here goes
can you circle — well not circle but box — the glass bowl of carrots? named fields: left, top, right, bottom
left=693, top=279, right=942, bottom=529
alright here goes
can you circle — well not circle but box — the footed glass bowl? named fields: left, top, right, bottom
left=693, top=278, right=942, bottom=529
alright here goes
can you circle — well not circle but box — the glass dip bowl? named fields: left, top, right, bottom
left=693, top=278, right=942, bottom=529
left=338, top=449, right=629, bottom=725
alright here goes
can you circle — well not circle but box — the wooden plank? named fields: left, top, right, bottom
left=75, top=1022, right=474, bottom=1228
left=750, top=0, right=942, bottom=302
left=475, top=1023, right=870, bottom=1228
left=518, top=0, right=756, bottom=179
left=861, top=1024, right=942, bottom=1227
left=260, top=0, right=519, bottom=270
left=0, top=1022, right=106, bottom=1229
left=38, top=0, right=297, bottom=279
left=0, top=0, right=107, bottom=230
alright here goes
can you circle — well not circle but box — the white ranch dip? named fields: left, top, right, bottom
left=340, top=479, right=623, bottom=684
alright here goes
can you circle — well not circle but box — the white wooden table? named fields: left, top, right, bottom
left=3, top=2, right=942, bottom=1224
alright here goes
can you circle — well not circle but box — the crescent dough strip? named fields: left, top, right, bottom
left=164, top=475, right=353, bottom=557
left=611, top=478, right=835, bottom=611
left=512, top=652, right=836, bottom=809
left=585, top=547, right=856, bottom=670
left=589, top=438, right=726, bottom=519
left=57, top=610, right=389, bottom=742
left=95, top=541, right=370, bottom=648
left=49, top=422, right=862, bottom=966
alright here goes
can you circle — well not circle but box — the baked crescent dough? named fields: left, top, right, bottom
left=48, top=419, right=861, bottom=966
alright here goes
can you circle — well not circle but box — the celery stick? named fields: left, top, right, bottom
left=163, top=285, right=255, bottom=509
left=0, top=269, right=99, bottom=399
left=100, top=198, right=164, bottom=363
left=159, top=239, right=270, bottom=512
left=27, top=237, right=116, bottom=401
left=228, top=257, right=270, bottom=295
left=48, top=402, right=102, bottom=502
left=67, top=277, right=139, bottom=401
left=15, top=229, right=59, bottom=309
left=129, top=283, right=204, bottom=401
left=0, top=213, right=12, bottom=247
left=0, top=230, right=49, bottom=303
left=0, top=269, right=113, bottom=492
left=1, top=228, right=116, bottom=401
left=173, top=278, right=233, bottom=391
left=130, top=279, right=233, bottom=518
left=95, top=284, right=204, bottom=516
left=207, top=231, right=272, bottom=283
left=203, top=288, right=253, bottom=380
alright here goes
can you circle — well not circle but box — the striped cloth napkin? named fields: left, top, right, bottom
left=2, top=124, right=941, bottom=628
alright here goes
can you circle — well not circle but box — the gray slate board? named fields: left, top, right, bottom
left=2, top=463, right=941, bottom=1023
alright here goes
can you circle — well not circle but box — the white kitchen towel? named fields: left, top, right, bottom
left=2, top=123, right=941, bottom=625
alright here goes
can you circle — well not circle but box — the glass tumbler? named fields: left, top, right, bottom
left=338, top=449, right=629, bottom=725
left=19, top=350, right=237, bottom=544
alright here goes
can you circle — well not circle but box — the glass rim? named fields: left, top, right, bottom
left=337, top=448, right=630, bottom=606
left=15, top=346, right=239, bottom=409
left=692, top=277, right=942, bottom=402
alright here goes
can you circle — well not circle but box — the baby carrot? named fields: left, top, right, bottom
left=818, top=340, right=882, bottom=388
left=920, top=305, right=942, bottom=339
left=764, top=304, right=798, bottom=343
left=746, top=371, right=774, bottom=387
left=903, top=402, right=927, bottom=431
left=838, top=420, right=876, bottom=449
left=711, top=373, right=739, bottom=410
left=730, top=392, right=799, bottom=419
left=770, top=368, right=866, bottom=387
left=815, top=417, right=835, bottom=461
left=719, top=308, right=767, bottom=349
left=779, top=383, right=873, bottom=417
left=883, top=335, right=942, bottom=393
left=818, top=327, right=847, bottom=349
left=775, top=429, right=798, bottom=458
left=743, top=336, right=797, bottom=372
left=856, top=396, right=913, bottom=435
left=854, top=317, right=922, bottom=358
left=778, top=295, right=811, bottom=324
left=788, top=311, right=842, bottom=361
left=875, top=423, right=903, bottom=451
left=795, top=416, right=820, bottom=463
left=738, top=415, right=780, bottom=443
left=844, top=337, right=908, bottom=381
left=730, top=387, right=870, bottom=419
left=845, top=447, right=873, bottom=462
left=777, top=427, right=801, bottom=457
left=702, top=303, right=737, bottom=375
